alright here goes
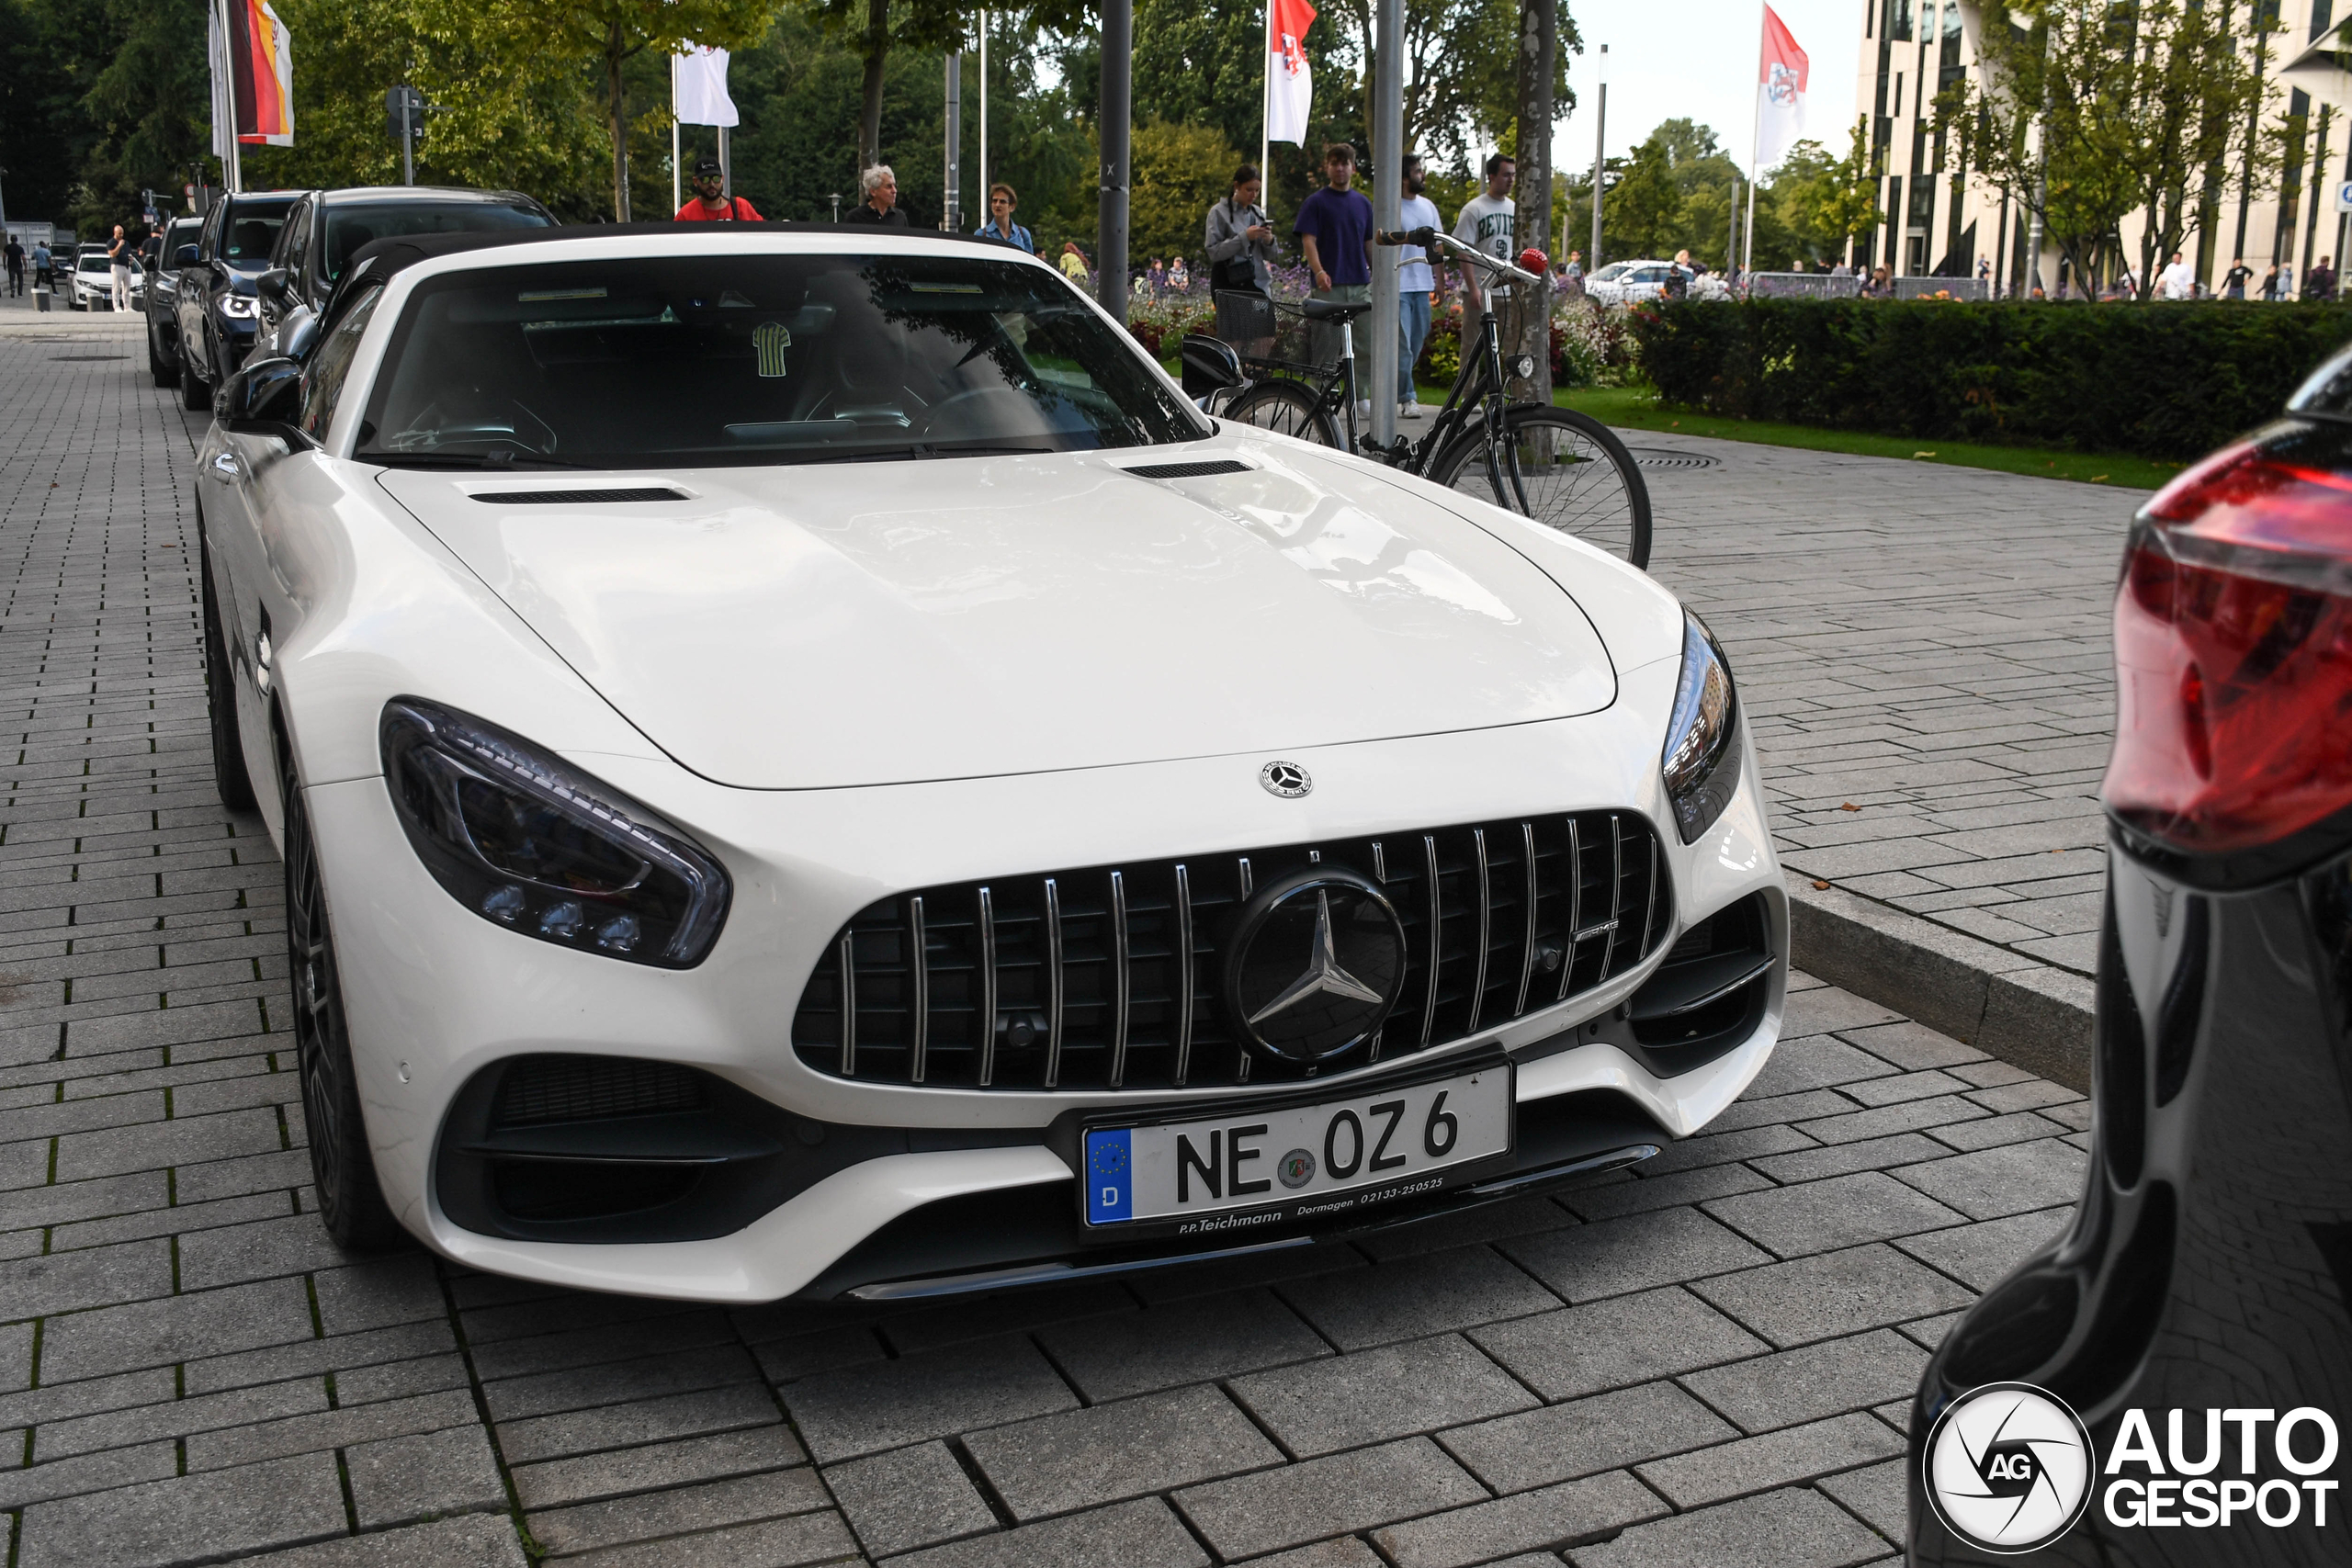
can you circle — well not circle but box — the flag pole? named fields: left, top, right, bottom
left=1261, top=0, right=1272, bottom=215
left=1744, top=3, right=1765, bottom=277
left=978, top=12, right=989, bottom=226
left=671, top=55, right=681, bottom=216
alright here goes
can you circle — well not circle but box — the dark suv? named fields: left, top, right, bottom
left=175, top=190, right=300, bottom=411
left=143, top=216, right=204, bottom=389
left=254, top=186, right=554, bottom=349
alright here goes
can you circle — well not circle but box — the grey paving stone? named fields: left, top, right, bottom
left=1818, top=1456, right=1909, bottom=1541
left=1703, top=1171, right=1968, bottom=1257
left=1838, top=1069, right=1972, bottom=1108
left=34, top=1374, right=324, bottom=1461
left=1560, top=1160, right=1774, bottom=1221
left=1371, top=1469, right=1668, bottom=1568
left=1353, top=1194, right=1578, bottom=1258
left=1634, top=1122, right=1816, bottom=1178
left=0, top=1236, right=173, bottom=1318
left=1470, top=1286, right=1767, bottom=1401
left=1035, top=1287, right=1329, bottom=1402
left=554, top=1507, right=857, bottom=1567
left=1437, top=1380, right=1737, bottom=1494
left=187, top=1387, right=481, bottom=1472
left=514, top=1426, right=808, bottom=1512
left=493, top=1382, right=786, bottom=1466
left=311, top=1255, right=447, bottom=1335
left=967, top=1382, right=1280, bottom=1518
left=1748, top=1133, right=1954, bottom=1184
left=1691, top=1244, right=1976, bottom=1348
left=1174, top=1438, right=1487, bottom=1559
left=1566, top=1483, right=1890, bottom=1568
left=1892, top=1140, right=2087, bottom=1219
left=18, top=1451, right=346, bottom=1568
left=484, top=1343, right=761, bottom=1423
left=1836, top=1021, right=1988, bottom=1072
left=880, top=1280, right=1132, bottom=1356
left=1740, top=1037, right=1897, bottom=1099
left=1793, top=1094, right=1993, bottom=1145
left=233, top=1517, right=528, bottom=1567
left=1678, top=1329, right=1931, bottom=1435
left=182, top=1321, right=456, bottom=1397
left=528, top=1466, right=831, bottom=1555
left=346, top=1425, right=507, bottom=1529
left=175, top=1213, right=365, bottom=1291
left=1501, top=1206, right=1772, bottom=1302
left=1900, top=1311, right=1965, bottom=1351
left=1893, top=1207, right=2071, bottom=1291
left=37, top=1275, right=315, bottom=1382
left=1230, top=1333, right=1536, bottom=1458
left=747, top=1324, right=888, bottom=1385
left=824, top=1439, right=999, bottom=1558
left=1781, top=987, right=1903, bottom=1039
left=1704, top=1089, right=1860, bottom=1134
left=0, top=1439, right=181, bottom=1510
left=1633, top=1411, right=1906, bottom=1507
left=886, top=1496, right=1204, bottom=1568
left=1276, top=1243, right=1559, bottom=1348
left=1232, top=1539, right=1385, bottom=1568
left=1923, top=1110, right=2065, bottom=1151
left=51, top=1105, right=284, bottom=1180
left=1128, top=1240, right=1366, bottom=1303
left=784, top=1333, right=1078, bottom=1462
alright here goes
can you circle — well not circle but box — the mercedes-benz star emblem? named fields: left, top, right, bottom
left=1224, top=868, right=1406, bottom=1062
left=1259, top=761, right=1312, bottom=798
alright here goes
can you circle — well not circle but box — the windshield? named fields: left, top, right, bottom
left=1593, top=262, right=1633, bottom=281
left=323, top=200, right=551, bottom=285
left=220, top=199, right=293, bottom=267
left=356, top=252, right=1209, bottom=468
left=77, top=254, right=111, bottom=273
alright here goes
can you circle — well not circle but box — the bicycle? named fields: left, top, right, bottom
left=1214, top=230, right=1651, bottom=569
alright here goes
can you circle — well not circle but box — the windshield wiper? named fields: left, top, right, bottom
left=358, top=452, right=604, bottom=471
left=782, top=442, right=1057, bottom=466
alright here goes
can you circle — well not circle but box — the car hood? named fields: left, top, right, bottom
left=374, top=443, right=1619, bottom=789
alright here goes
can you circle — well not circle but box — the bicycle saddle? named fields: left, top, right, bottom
left=1300, top=297, right=1372, bottom=321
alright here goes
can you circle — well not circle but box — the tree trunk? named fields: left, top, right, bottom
left=607, top=27, right=629, bottom=222
left=858, top=0, right=889, bottom=175
left=1511, top=0, right=1555, bottom=406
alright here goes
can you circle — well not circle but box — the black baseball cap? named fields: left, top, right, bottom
left=694, top=157, right=723, bottom=178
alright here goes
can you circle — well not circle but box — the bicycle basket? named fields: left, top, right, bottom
left=1216, top=290, right=1336, bottom=374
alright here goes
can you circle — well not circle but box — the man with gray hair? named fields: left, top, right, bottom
left=843, top=165, right=908, bottom=226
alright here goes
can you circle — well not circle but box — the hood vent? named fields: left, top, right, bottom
left=472, top=487, right=689, bottom=505
left=1118, top=459, right=1251, bottom=480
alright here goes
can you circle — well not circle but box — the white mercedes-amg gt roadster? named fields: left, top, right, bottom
left=195, top=226, right=1783, bottom=1302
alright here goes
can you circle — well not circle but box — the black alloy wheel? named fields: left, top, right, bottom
left=198, top=536, right=257, bottom=813
left=278, top=721, right=403, bottom=1248
left=180, top=333, right=210, bottom=411
left=150, top=320, right=179, bottom=388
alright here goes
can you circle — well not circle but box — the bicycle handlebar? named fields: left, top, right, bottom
left=1374, top=227, right=1545, bottom=289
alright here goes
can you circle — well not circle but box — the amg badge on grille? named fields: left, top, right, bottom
left=1260, top=761, right=1312, bottom=798
left=1224, top=869, right=1405, bottom=1062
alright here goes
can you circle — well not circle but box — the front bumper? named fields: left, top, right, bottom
left=316, top=662, right=1785, bottom=1302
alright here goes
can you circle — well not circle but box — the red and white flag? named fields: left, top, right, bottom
left=1755, top=4, right=1809, bottom=172
left=1267, top=0, right=1316, bottom=146
left=210, top=0, right=294, bottom=153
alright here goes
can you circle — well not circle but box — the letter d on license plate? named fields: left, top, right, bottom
left=1082, top=1066, right=1510, bottom=1230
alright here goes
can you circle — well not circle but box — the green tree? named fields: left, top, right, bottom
left=1768, top=123, right=1878, bottom=265
left=1127, top=120, right=1242, bottom=263
left=72, top=0, right=206, bottom=239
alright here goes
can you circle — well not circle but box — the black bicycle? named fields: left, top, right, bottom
left=1214, top=231, right=1651, bottom=569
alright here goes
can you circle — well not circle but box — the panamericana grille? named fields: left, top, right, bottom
left=491, top=1055, right=707, bottom=1127
left=790, top=812, right=1671, bottom=1092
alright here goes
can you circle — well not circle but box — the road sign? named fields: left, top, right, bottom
left=385, top=85, right=426, bottom=140
left=2336, top=178, right=2352, bottom=213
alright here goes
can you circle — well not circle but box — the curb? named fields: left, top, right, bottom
left=1785, top=879, right=2095, bottom=1092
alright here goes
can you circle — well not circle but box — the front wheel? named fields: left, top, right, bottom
left=1430, top=405, right=1652, bottom=569
left=180, top=340, right=210, bottom=412
left=1224, top=377, right=1340, bottom=447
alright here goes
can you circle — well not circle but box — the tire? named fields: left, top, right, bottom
left=150, top=324, right=180, bottom=389
left=1430, top=405, right=1653, bottom=569
left=180, top=339, right=210, bottom=412
left=200, top=539, right=258, bottom=813
left=279, top=726, right=403, bottom=1250
left=1224, top=378, right=1340, bottom=446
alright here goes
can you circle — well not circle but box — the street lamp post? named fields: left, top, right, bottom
left=1098, top=0, right=1132, bottom=323
left=944, top=52, right=962, bottom=232
left=1368, top=0, right=1402, bottom=447
left=1590, top=45, right=1607, bottom=268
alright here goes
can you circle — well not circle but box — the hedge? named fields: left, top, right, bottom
left=1630, top=299, right=2352, bottom=460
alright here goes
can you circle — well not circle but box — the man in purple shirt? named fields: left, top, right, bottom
left=1292, top=142, right=1375, bottom=399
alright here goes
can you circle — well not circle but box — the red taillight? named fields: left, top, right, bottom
left=2103, top=443, right=2352, bottom=853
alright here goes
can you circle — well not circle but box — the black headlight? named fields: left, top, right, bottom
left=1661, top=613, right=1742, bottom=843
left=380, top=699, right=730, bottom=966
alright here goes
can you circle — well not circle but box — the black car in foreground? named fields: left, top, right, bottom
left=144, top=216, right=203, bottom=389
left=175, top=189, right=299, bottom=411
left=256, top=186, right=552, bottom=333
left=1908, top=351, right=2352, bottom=1562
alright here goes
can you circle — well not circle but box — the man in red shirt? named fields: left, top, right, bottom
left=675, top=157, right=761, bottom=221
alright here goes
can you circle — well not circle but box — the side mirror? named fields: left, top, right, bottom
left=277, top=306, right=322, bottom=365
left=175, top=244, right=199, bottom=267
left=224, top=355, right=302, bottom=427
left=1180, top=333, right=1245, bottom=398
left=256, top=267, right=295, bottom=308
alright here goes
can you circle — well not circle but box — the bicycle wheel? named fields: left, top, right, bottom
left=1430, top=405, right=1652, bottom=569
left=1224, top=378, right=1340, bottom=447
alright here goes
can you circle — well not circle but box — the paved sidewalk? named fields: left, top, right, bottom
left=0, top=344, right=2098, bottom=1566
left=1635, top=435, right=2143, bottom=1079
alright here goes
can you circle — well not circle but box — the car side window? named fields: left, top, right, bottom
left=300, top=287, right=383, bottom=443
left=278, top=203, right=311, bottom=280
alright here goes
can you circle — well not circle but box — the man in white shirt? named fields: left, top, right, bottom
left=1453, top=152, right=1516, bottom=317
left=2157, top=251, right=2197, bottom=300
left=1396, top=154, right=1440, bottom=419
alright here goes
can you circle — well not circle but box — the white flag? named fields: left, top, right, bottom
left=673, top=46, right=739, bottom=129
left=1267, top=0, right=1316, bottom=146
left=1755, top=5, right=1809, bottom=172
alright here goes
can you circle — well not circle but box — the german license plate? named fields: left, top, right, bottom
left=1081, top=1064, right=1511, bottom=1235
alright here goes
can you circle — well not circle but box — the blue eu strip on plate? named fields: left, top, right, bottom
left=1085, top=1128, right=1133, bottom=1224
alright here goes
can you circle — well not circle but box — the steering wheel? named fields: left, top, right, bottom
left=919, top=386, right=1047, bottom=441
